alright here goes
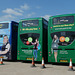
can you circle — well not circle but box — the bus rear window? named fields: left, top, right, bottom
left=53, top=16, right=74, bottom=25
left=51, top=31, right=75, bottom=46
left=20, top=33, right=40, bottom=45
left=22, top=20, right=39, bottom=27
left=0, top=23, right=9, bottom=29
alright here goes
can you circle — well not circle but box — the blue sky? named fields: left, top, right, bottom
left=0, top=0, right=75, bottom=21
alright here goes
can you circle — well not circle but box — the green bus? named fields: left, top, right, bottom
left=17, top=18, right=48, bottom=62
left=48, top=14, right=75, bottom=63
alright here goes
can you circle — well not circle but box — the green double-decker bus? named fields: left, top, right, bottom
left=17, top=18, right=48, bottom=61
left=48, top=14, right=75, bottom=63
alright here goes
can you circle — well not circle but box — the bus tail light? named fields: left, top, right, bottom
left=39, top=28, right=40, bottom=29
left=51, top=27, right=52, bottom=29
left=49, top=52, right=50, bottom=53
left=40, top=51, right=42, bottom=53
left=20, top=29, right=21, bottom=31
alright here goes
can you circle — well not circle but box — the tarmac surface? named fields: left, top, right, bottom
left=0, top=61, right=75, bottom=75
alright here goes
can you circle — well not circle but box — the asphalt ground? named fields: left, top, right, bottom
left=0, top=61, right=75, bottom=75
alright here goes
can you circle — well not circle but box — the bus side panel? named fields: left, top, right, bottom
left=11, top=22, right=18, bottom=60
left=48, top=18, right=54, bottom=63
left=3, top=22, right=12, bottom=60
left=35, top=19, right=43, bottom=61
left=17, top=22, right=21, bottom=60
left=8, top=22, right=12, bottom=60
left=43, top=19, right=48, bottom=62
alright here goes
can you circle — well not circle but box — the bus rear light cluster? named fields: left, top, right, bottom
left=39, top=28, right=40, bottom=29
left=18, top=51, right=19, bottom=52
left=49, top=52, right=50, bottom=53
left=20, top=29, right=21, bottom=31
left=40, top=51, right=42, bottom=53
left=51, top=27, right=52, bottom=29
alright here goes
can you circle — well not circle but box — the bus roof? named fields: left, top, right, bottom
left=49, top=13, right=75, bottom=19
left=20, top=17, right=47, bottom=22
left=0, top=21, right=18, bottom=24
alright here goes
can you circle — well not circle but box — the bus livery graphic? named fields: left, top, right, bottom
left=48, top=14, right=75, bottom=63
left=0, top=21, right=18, bottom=60
left=17, top=18, right=48, bottom=61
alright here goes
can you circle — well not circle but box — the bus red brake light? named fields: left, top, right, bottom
left=49, top=52, right=50, bottom=53
left=39, top=28, right=40, bottom=29
left=51, top=27, right=52, bottom=29
left=40, top=51, right=42, bottom=53
left=20, top=29, right=21, bottom=31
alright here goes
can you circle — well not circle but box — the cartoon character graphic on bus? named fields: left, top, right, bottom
left=52, top=35, right=59, bottom=62
left=31, top=38, right=40, bottom=60
left=0, top=35, right=11, bottom=59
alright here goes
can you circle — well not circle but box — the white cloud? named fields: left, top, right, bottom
left=2, top=8, right=22, bottom=16
left=20, top=4, right=30, bottom=10
left=14, top=8, right=24, bottom=13
left=27, top=12, right=35, bottom=18
left=1, top=4, right=38, bottom=21
left=36, top=6, right=41, bottom=9
left=42, top=15, right=51, bottom=20
left=0, top=15, right=16, bottom=21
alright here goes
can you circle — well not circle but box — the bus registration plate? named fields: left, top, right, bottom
left=60, top=60, right=68, bottom=62
left=27, top=58, right=32, bottom=60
